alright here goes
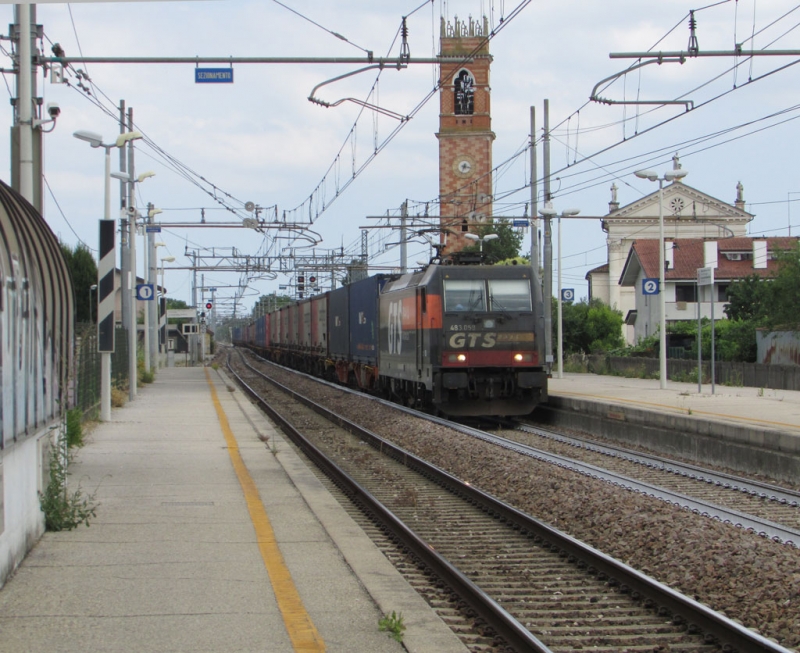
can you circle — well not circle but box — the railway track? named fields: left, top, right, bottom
left=504, top=423, right=800, bottom=545
left=226, top=349, right=793, bottom=653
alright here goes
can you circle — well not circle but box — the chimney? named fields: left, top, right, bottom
left=704, top=241, right=718, bottom=269
left=753, top=240, right=767, bottom=269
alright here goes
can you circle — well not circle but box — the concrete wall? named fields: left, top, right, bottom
left=538, top=396, right=800, bottom=483
left=0, top=428, right=50, bottom=587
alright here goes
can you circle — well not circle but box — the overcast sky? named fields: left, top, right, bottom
left=2, top=0, right=799, bottom=314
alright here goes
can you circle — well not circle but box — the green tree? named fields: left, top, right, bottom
left=462, top=219, right=523, bottom=262
left=60, top=241, right=97, bottom=323
left=555, top=297, right=624, bottom=355
left=764, top=243, right=800, bottom=329
left=724, top=274, right=770, bottom=323
left=724, top=243, right=800, bottom=330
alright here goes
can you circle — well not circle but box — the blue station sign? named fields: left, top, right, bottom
left=195, top=68, right=234, bottom=84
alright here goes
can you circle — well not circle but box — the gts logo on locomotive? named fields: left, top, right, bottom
left=449, top=331, right=534, bottom=349
left=449, top=332, right=497, bottom=348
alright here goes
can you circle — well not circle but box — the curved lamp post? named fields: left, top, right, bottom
left=73, top=129, right=142, bottom=421
left=158, top=255, right=175, bottom=367
left=634, top=167, right=689, bottom=389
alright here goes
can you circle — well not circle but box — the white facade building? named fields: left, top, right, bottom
left=587, top=158, right=753, bottom=343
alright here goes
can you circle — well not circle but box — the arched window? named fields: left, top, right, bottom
left=454, top=69, right=475, bottom=115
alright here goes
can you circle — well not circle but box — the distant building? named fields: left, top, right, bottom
left=618, top=237, right=798, bottom=343
left=586, top=156, right=761, bottom=343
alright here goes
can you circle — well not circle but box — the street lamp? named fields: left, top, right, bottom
left=464, top=232, right=499, bottom=255
left=74, top=129, right=142, bottom=421
left=159, top=255, right=175, bottom=366
left=141, top=208, right=163, bottom=374
left=109, top=169, right=155, bottom=401
left=634, top=167, right=689, bottom=389
left=89, top=284, right=97, bottom=323
left=151, top=242, right=168, bottom=370
left=539, top=207, right=580, bottom=379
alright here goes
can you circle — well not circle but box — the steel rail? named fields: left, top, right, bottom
left=457, top=422, right=800, bottom=547
left=226, top=351, right=551, bottom=653
left=518, top=423, right=800, bottom=507
left=228, top=350, right=795, bottom=653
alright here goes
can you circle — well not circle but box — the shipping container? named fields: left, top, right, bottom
left=310, top=294, right=327, bottom=354
left=349, top=275, right=387, bottom=366
left=328, top=285, right=350, bottom=361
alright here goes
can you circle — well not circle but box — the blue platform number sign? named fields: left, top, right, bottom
left=136, top=284, right=155, bottom=301
left=642, top=278, right=660, bottom=295
left=561, top=288, right=575, bottom=302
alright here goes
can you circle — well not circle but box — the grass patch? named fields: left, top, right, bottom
left=378, top=611, right=406, bottom=643
left=111, top=387, right=127, bottom=407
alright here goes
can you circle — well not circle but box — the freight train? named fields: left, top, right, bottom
left=232, top=257, right=548, bottom=417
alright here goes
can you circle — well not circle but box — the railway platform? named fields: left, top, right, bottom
left=545, top=373, right=800, bottom=481
left=0, top=366, right=467, bottom=653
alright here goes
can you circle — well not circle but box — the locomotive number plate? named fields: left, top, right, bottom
left=449, top=324, right=477, bottom=331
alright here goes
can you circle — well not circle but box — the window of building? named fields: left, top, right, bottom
left=675, top=284, right=697, bottom=302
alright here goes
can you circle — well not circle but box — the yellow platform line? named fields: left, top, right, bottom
left=553, top=389, right=799, bottom=432
left=205, top=368, right=325, bottom=653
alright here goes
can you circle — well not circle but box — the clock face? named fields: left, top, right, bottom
left=454, top=156, right=475, bottom=178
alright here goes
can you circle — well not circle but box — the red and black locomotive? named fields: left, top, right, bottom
left=232, top=259, right=547, bottom=417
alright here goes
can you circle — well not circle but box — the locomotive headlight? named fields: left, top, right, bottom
left=483, top=319, right=495, bottom=328
left=457, top=353, right=467, bottom=362
left=513, top=353, right=524, bottom=362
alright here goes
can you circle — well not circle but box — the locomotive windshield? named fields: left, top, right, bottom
left=444, top=279, right=486, bottom=311
left=488, top=279, right=532, bottom=312
left=444, top=278, right=532, bottom=312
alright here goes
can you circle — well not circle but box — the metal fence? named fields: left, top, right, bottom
left=585, top=355, right=800, bottom=391
left=74, top=324, right=130, bottom=418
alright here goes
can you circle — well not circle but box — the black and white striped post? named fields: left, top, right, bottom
left=159, top=295, right=166, bottom=365
left=98, top=219, right=115, bottom=421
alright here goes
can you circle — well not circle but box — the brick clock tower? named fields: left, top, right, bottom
left=437, top=16, right=494, bottom=255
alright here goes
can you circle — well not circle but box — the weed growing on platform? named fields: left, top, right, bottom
left=110, top=387, right=127, bottom=408
left=39, top=429, right=98, bottom=531
left=66, top=408, right=84, bottom=447
left=140, top=369, right=155, bottom=384
left=378, top=611, right=405, bottom=642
